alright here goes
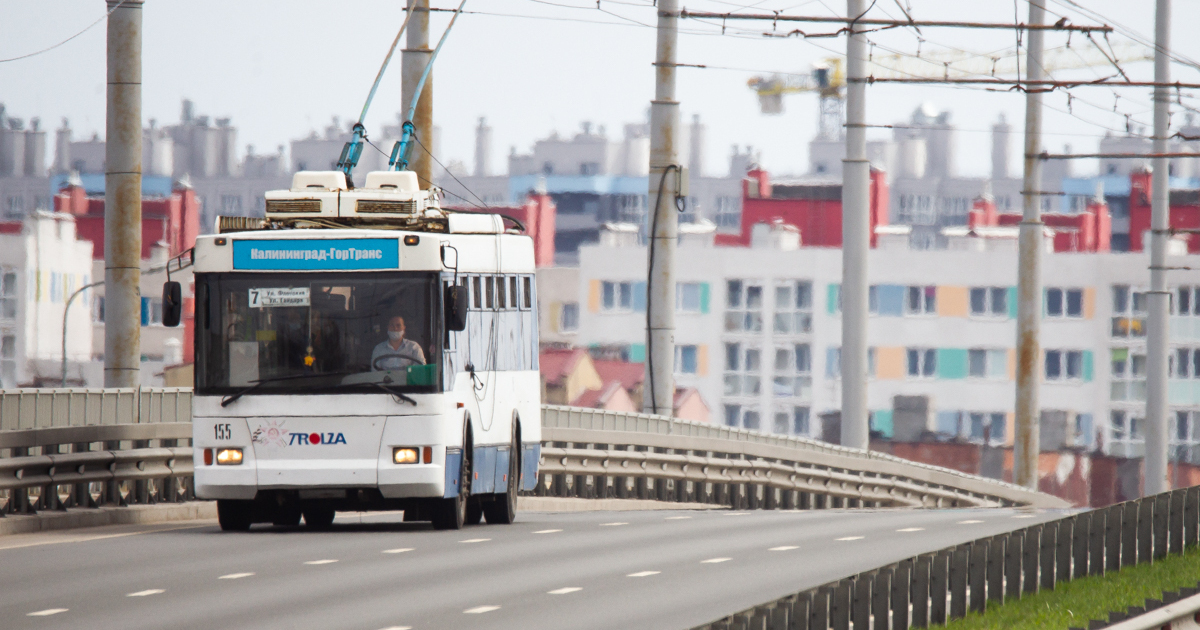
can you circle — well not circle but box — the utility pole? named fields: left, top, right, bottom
left=840, top=0, right=869, bottom=450
left=1014, top=0, right=1046, bottom=490
left=645, top=0, right=680, bottom=416
left=1145, top=0, right=1172, bottom=495
left=402, top=0, right=433, bottom=187
left=104, top=0, right=142, bottom=388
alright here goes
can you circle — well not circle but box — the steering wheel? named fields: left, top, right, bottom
left=373, top=353, right=425, bottom=371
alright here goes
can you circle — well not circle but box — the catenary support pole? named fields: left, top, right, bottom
left=1145, top=0, right=1172, bottom=495
left=840, top=0, right=869, bottom=449
left=645, top=0, right=680, bottom=416
left=104, top=0, right=143, bottom=388
left=1014, top=0, right=1046, bottom=490
left=402, top=0, right=433, bottom=187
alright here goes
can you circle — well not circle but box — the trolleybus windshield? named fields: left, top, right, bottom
left=195, top=272, right=440, bottom=395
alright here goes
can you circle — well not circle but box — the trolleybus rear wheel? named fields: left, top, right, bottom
left=217, top=499, right=252, bottom=532
left=302, top=506, right=336, bottom=529
left=483, top=426, right=520, bottom=525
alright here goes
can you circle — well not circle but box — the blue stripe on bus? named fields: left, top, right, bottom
left=443, top=448, right=462, bottom=499
left=521, top=443, right=541, bottom=492
left=473, top=445, right=497, bottom=494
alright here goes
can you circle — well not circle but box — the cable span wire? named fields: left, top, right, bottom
left=0, top=0, right=127, bottom=64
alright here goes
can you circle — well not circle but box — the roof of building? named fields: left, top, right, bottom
left=673, top=386, right=704, bottom=410
left=593, top=359, right=644, bottom=390
left=571, top=380, right=626, bottom=409
left=0, top=222, right=22, bottom=235
left=539, top=348, right=590, bottom=385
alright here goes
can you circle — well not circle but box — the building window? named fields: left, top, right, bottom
left=0, top=270, right=16, bottom=319
left=1171, top=348, right=1200, bottom=379
left=826, top=347, right=841, bottom=379
left=724, top=404, right=741, bottom=427
left=773, top=281, right=813, bottom=334
left=969, top=287, right=1008, bottom=316
left=906, top=285, right=936, bottom=315
left=967, top=412, right=1006, bottom=444
left=1045, top=349, right=1083, bottom=381
left=1112, top=285, right=1147, bottom=338
left=602, top=281, right=633, bottom=312
left=1111, top=410, right=1143, bottom=443
left=773, top=411, right=790, bottom=435
left=906, top=348, right=937, bottom=377
left=967, top=348, right=1007, bottom=379
left=1046, top=287, right=1083, bottom=317
left=220, top=195, right=243, bottom=215
left=0, top=334, right=14, bottom=386
left=772, top=344, right=812, bottom=399
left=1176, top=286, right=1200, bottom=315
left=724, top=404, right=761, bottom=430
left=677, top=282, right=703, bottom=313
left=559, top=303, right=579, bottom=332
left=675, top=344, right=698, bottom=375
left=714, top=196, right=741, bottom=228
left=793, top=406, right=811, bottom=436
left=723, top=342, right=760, bottom=396
left=725, top=280, right=763, bottom=333
left=1111, top=349, right=1146, bottom=401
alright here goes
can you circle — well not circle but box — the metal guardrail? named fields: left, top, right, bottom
left=1105, top=589, right=1200, bottom=630
left=694, top=486, right=1200, bottom=630
left=538, top=406, right=1065, bottom=509
left=0, top=387, right=192, bottom=431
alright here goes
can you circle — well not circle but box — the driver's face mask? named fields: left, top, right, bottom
left=388, top=330, right=405, bottom=342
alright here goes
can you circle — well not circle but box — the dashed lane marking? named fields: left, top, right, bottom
left=769, top=545, right=799, bottom=551
left=897, top=527, right=925, bottom=532
left=835, top=536, right=864, bottom=541
left=599, top=522, right=628, bottom=527
left=1013, top=514, right=1037, bottom=519
left=219, top=573, right=254, bottom=580
left=377, top=626, right=412, bottom=630
left=548, top=587, right=582, bottom=595
left=665, top=516, right=692, bottom=520
left=127, top=589, right=164, bottom=597
left=724, top=512, right=749, bottom=517
left=27, top=609, right=68, bottom=617
left=459, top=538, right=491, bottom=543
left=533, top=529, right=563, bottom=534
left=627, top=571, right=661, bottom=577
left=304, top=559, right=338, bottom=565
left=957, top=520, right=985, bottom=525
left=382, top=548, right=414, bottom=554
left=702, top=557, right=732, bottom=563
left=464, top=606, right=501, bottom=614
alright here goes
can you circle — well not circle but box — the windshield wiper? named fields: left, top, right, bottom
left=220, top=372, right=349, bottom=407
left=373, top=382, right=418, bottom=406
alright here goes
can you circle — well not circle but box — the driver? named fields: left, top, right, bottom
left=371, top=316, right=426, bottom=371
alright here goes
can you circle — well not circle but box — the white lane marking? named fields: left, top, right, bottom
left=548, top=587, right=582, bottom=595
left=0, top=523, right=209, bottom=552
left=958, top=520, right=984, bottom=525
left=464, top=605, right=501, bottom=614
left=702, top=557, right=732, bottom=563
left=382, top=548, right=414, bottom=554
left=377, top=627, right=412, bottom=630
left=219, top=572, right=254, bottom=580
left=599, top=522, right=628, bottom=527
left=127, top=589, right=164, bottom=597
left=627, top=570, right=661, bottom=577
left=459, top=538, right=491, bottom=543
left=304, top=559, right=338, bottom=565
left=1013, top=514, right=1037, bottom=519
left=836, top=536, right=864, bottom=541
left=665, top=516, right=692, bottom=520
left=769, top=545, right=799, bottom=551
left=724, top=512, right=749, bottom=517
left=533, top=529, right=562, bottom=534
left=897, top=527, right=926, bottom=532
left=27, top=609, right=68, bottom=617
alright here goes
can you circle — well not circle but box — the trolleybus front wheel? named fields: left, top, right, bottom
left=303, top=506, right=336, bottom=529
left=432, top=425, right=472, bottom=530
left=217, top=499, right=252, bottom=532
left=483, top=426, right=520, bottom=525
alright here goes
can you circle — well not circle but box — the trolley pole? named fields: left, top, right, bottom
left=1145, top=0, right=1172, bottom=495
left=645, top=0, right=680, bottom=416
left=1014, top=0, right=1046, bottom=490
left=840, top=0, right=870, bottom=449
left=104, top=0, right=143, bottom=388
left=402, top=0, right=434, bottom=187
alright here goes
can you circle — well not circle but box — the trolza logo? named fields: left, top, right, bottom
left=251, top=419, right=347, bottom=447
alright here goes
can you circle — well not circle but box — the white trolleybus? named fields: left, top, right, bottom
left=178, top=170, right=540, bottom=531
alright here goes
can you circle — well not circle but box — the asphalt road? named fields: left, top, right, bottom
left=0, top=505, right=1069, bottom=630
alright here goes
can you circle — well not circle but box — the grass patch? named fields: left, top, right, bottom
left=944, top=545, right=1200, bottom=630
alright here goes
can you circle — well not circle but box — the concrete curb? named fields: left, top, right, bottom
left=519, top=496, right=726, bottom=512
left=0, top=502, right=216, bottom=536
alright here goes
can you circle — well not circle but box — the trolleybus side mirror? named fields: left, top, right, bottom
left=445, top=285, right=468, bottom=332
left=162, top=281, right=183, bottom=327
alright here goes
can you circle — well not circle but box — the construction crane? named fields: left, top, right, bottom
left=749, top=42, right=1153, bottom=139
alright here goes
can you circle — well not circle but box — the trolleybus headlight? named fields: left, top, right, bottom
left=393, top=447, right=419, bottom=464
left=215, top=448, right=243, bottom=465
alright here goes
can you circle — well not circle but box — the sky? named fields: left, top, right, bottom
left=3, top=0, right=1200, bottom=179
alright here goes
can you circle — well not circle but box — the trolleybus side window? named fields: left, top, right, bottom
left=485, top=276, right=495, bottom=309
left=496, top=274, right=507, bottom=309
left=522, top=275, right=533, bottom=310
left=472, top=276, right=482, bottom=309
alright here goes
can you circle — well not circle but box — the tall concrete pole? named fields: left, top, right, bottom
left=104, top=0, right=142, bottom=388
left=840, top=0, right=870, bottom=449
left=645, top=0, right=680, bottom=416
left=1014, top=0, right=1046, bottom=489
left=402, top=0, right=433, bottom=187
left=1145, top=0, right=1172, bottom=495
